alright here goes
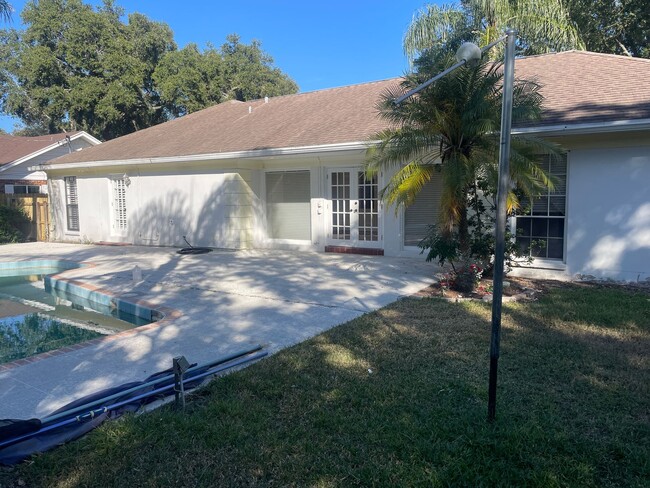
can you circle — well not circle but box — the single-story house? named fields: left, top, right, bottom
left=33, top=51, right=650, bottom=281
left=0, top=131, right=100, bottom=195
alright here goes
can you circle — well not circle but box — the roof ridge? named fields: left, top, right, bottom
left=248, top=77, right=402, bottom=104
left=519, top=49, right=650, bottom=63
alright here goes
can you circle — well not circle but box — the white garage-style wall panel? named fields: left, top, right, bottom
left=566, top=145, right=650, bottom=281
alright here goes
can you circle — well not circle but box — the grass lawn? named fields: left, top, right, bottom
left=2, top=282, right=648, bottom=487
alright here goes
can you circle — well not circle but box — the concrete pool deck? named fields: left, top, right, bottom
left=0, top=242, right=438, bottom=419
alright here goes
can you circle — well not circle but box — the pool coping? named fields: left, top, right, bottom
left=0, top=258, right=182, bottom=372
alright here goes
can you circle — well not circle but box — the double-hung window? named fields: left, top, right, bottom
left=64, top=176, right=79, bottom=232
left=515, top=153, right=567, bottom=260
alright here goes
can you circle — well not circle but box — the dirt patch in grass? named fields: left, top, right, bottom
left=413, top=276, right=545, bottom=300
left=414, top=276, right=650, bottom=301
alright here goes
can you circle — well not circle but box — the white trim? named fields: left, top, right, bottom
left=325, top=167, right=383, bottom=249
left=30, top=141, right=377, bottom=172
left=512, top=118, right=650, bottom=136
left=2, top=131, right=101, bottom=174
left=513, top=258, right=567, bottom=271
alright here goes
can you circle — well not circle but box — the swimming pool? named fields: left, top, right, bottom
left=0, top=260, right=161, bottom=364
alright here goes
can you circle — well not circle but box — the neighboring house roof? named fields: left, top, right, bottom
left=0, top=132, right=81, bottom=165
left=0, top=131, right=101, bottom=171
left=45, top=51, right=650, bottom=167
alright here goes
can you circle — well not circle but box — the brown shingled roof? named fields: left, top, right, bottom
left=0, top=132, right=81, bottom=165
left=48, top=51, right=650, bottom=166
left=515, top=50, right=650, bottom=126
left=49, top=79, right=398, bottom=165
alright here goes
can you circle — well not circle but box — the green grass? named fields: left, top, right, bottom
left=2, top=283, right=648, bottom=487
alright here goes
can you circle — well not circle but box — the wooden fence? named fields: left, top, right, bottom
left=0, top=194, right=49, bottom=241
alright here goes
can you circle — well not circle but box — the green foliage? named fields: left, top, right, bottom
left=564, top=0, right=649, bottom=58
left=153, top=35, right=298, bottom=118
left=404, top=0, right=584, bottom=60
left=405, top=1, right=648, bottom=60
left=367, top=49, right=558, bottom=267
left=0, top=0, right=175, bottom=139
left=0, top=1, right=11, bottom=22
left=0, top=1, right=298, bottom=138
left=368, top=45, right=563, bottom=274
left=0, top=203, right=28, bottom=243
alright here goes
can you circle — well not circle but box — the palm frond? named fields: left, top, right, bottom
left=0, top=0, right=12, bottom=22
left=380, top=161, right=438, bottom=211
left=403, top=3, right=469, bottom=61
left=366, top=127, right=443, bottom=173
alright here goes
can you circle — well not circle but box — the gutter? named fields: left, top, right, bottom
left=512, top=118, right=650, bottom=136
left=30, top=140, right=376, bottom=172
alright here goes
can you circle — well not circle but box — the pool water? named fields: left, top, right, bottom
left=0, top=313, right=103, bottom=364
left=0, top=267, right=156, bottom=364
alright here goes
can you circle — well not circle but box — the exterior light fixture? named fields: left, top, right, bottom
left=456, top=42, right=482, bottom=67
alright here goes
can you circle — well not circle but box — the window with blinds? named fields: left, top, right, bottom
left=403, top=174, right=443, bottom=246
left=64, top=176, right=79, bottom=232
left=265, top=171, right=311, bottom=240
left=515, top=153, right=567, bottom=259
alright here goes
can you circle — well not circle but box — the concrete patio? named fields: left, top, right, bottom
left=0, top=242, right=438, bottom=419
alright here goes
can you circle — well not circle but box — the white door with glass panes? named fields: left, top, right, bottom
left=327, top=168, right=382, bottom=248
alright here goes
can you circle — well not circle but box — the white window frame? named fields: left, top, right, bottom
left=514, top=153, right=568, bottom=262
left=64, top=176, right=80, bottom=233
left=109, top=175, right=128, bottom=237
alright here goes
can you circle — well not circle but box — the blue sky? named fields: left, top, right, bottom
left=1, top=0, right=440, bottom=133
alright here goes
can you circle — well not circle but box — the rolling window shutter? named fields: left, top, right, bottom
left=65, top=176, right=79, bottom=231
left=266, top=171, right=311, bottom=240
left=404, top=174, right=442, bottom=246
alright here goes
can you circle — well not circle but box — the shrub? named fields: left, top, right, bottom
left=0, top=204, right=29, bottom=243
left=439, top=263, right=484, bottom=294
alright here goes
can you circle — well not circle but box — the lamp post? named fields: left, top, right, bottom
left=488, top=28, right=516, bottom=422
left=394, top=29, right=517, bottom=422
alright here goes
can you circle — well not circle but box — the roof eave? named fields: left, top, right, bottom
left=31, top=140, right=377, bottom=172
left=512, top=118, right=650, bottom=136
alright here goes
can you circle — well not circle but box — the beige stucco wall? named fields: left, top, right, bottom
left=44, top=149, right=406, bottom=253
left=47, top=162, right=258, bottom=248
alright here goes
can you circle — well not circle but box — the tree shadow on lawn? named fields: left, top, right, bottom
left=4, top=285, right=649, bottom=487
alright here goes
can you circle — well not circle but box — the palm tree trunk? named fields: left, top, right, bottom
left=458, top=205, right=470, bottom=254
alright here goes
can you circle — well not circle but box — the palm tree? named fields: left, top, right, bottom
left=404, top=1, right=584, bottom=60
left=366, top=52, right=555, bottom=253
left=0, top=1, right=12, bottom=22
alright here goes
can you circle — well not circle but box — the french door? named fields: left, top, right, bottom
left=327, top=168, right=381, bottom=248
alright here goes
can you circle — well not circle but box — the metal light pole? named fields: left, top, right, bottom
left=393, top=29, right=517, bottom=423
left=487, top=28, right=516, bottom=422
